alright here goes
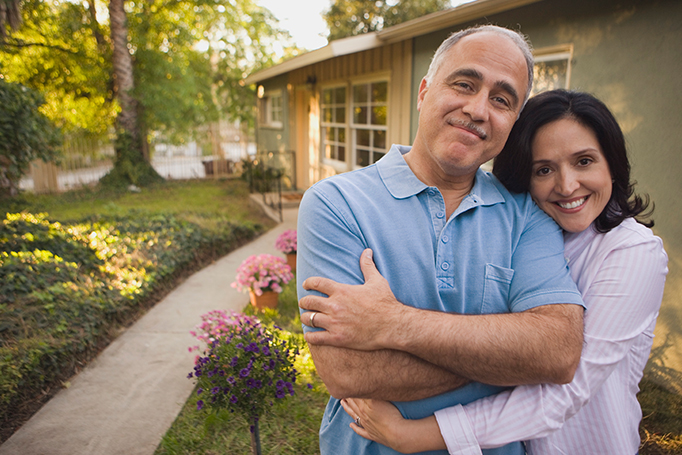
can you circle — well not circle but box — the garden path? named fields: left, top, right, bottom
left=0, top=197, right=298, bottom=455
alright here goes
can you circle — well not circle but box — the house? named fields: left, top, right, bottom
left=244, top=0, right=682, bottom=390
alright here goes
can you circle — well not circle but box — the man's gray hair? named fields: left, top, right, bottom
left=424, top=25, right=534, bottom=106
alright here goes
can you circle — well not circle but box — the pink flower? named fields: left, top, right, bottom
left=274, top=230, right=297, bottom=254
left=231, top=254, right=293, bottom=295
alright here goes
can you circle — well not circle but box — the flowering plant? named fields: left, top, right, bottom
left=231, top=254, right=293, bottom=296
left=188, top=310, right=300, bottom=433
left=274, top=229, right=297, bottom=254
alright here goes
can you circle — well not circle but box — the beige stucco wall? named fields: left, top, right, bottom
left=413, top=0, right=682, bottom=390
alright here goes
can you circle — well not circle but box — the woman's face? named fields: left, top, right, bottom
left=529, top=118, right=612, bottom=233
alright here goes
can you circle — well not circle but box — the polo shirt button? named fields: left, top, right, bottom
left=428, top=188, right=436, bottom=195
left=441, top=235, right=449, bottom=243
left=436, top=211, right=445, bottom=218
left=441, top=262, right=450, bottom=271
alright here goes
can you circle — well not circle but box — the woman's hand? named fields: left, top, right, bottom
left=341, top=398, right=446, bottom=454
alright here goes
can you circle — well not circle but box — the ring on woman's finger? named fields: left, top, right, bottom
left=355, top=416, right=363, bottom=428
left=309, top=311, right=317, bottom=329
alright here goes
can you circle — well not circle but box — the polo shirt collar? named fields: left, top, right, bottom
left=378, top=145, right=506, bottom=207
left=377, top=145, right=428, bottom=199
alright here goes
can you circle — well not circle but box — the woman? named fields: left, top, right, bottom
left=340, top=90, right=668, bottom=454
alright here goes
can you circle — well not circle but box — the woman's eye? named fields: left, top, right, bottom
left=578, top=158, right=593, bottom=166
left=535, top=167, right=551, bottom=176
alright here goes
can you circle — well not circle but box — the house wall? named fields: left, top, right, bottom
left=285, top=41, right=413, bottom=183
left=412, top=0, right=682, bottom=390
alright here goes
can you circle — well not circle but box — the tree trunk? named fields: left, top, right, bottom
left=105, top=0, right=160, bottom=186
left=109, top=0, right=139, bottom=143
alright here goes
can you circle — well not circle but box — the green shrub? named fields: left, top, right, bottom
left=0, top=209, right=263, bottom=423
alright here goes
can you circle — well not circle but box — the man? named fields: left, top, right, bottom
left=297, top=25, right=585, bottom=455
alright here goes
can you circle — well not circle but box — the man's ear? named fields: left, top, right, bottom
left=417, top=77, right=428, bottom=112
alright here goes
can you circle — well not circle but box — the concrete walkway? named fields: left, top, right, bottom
left=0, top=199, right=299, bottom=455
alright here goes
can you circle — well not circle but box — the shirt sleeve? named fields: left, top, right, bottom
left=506, top=204, right=583, bottom=313
left=296, top=184, right=368, bottom=333
left=435, top=233, right=667, bottom=452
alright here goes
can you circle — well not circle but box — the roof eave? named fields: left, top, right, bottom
left=377, top=0, right=545, bottom=43
left=243, top=33, right=383, bottom=85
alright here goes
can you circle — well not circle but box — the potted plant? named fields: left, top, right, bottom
left=188, top=310, right=301, bottom=455
left=275, top=229, right=297, bottom=272
left=231, top=254, right=293, bottom=309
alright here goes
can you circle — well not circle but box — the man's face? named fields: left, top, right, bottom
left=413, top=32, right=529, bottom=182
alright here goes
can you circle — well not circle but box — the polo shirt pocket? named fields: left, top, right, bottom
left=481, top=264, right=515, bottom=314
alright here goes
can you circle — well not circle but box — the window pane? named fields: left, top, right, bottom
left=353, top=84, right=368, bottom=103
left=532, top=59, right=568, bottom=95
left=325, top=143, right=332, bottom=159
left=372, top=82, right=387, bottom=102
left=357, top=149, right=370, bottom=167
left=354, top=106, right=367, bottom=124
left=323, top=108, right=332, bottom=122
left=373, top=130, right=386, bottom=149
left=338, top=127, right=346, bottom=142
left=335, top=107, right=346, bottom=123
left=371, top=106, right=387, bottom=125
left=338, top=146, right=345, bottom=162
left=323, top=90, right=332, bottom=104
left=356, top=129, right=370, bottom=147
left=334, top=87, right=346, bottom=104
left=325, top=127, right=333, bottom=142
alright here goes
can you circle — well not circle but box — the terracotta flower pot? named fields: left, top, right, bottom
left=285, top=252, right=296, bottom=272
left=249, top=289, right=279, bottom=309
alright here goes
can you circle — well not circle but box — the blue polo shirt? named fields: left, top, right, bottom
left=297, top=145, right=583, bottom=455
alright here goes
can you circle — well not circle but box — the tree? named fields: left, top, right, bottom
left=0, top=0, right=298, bottom=188
left=324, top=0, right=452, bottom=41
left=0, top=79, right=61, bottom=196
left=0, top=0, right=21, bottom=39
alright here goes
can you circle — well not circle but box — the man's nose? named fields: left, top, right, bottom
left=462, top=92, right=489, bottom=122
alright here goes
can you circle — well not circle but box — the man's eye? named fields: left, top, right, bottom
left=492, top=96, right=510, bottom=107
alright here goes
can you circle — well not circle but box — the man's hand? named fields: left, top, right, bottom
left=299, top=248, right=407, bottom=350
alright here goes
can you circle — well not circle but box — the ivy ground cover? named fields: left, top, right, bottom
left=0, top=179, right=275, bottom=442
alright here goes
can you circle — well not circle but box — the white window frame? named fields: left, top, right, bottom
left=531, top=44, right=573, bottom=96
left=350, top=79, right=389, bottom=170
left=261, top=89, right=283, bottom=129
left=320, top=84, right=349, bottom=172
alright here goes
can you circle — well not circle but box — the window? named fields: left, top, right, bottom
left=532, top=46, right=573, bottom=96
left=321, top=86, right=347, bottom=163
left=260, top=89, right=283, bottom=128
left=352, top=81, right=388, bottom=167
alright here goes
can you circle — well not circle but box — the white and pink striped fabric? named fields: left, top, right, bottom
left=435, top=217, right=668, bottom=455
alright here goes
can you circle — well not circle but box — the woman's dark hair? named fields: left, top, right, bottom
left=493, top=89, right=653, bottom=233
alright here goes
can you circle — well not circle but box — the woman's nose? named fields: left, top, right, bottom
left=555, top=171, right=580, bottom=196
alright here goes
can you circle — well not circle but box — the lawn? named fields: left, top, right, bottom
left=0, top=178, right=276, bottom=443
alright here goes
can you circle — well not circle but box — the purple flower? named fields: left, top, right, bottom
left=230, top=356, right=239, bottom=367
left=227, top=376, right=236, bottom=385
left=230, top=395, right=238, bottom=404
left=276, top=380, right=285, bottom=389
left=246, top=378, right=255, bottom=388
left=211, top=387, right=220, bottom=394
left=236, top=343, right=244, bottom=349
left=240, top=368, right=250, bottom=378
left=197, top=400, right=204, bottom=410
left=197, top=388, right=203, bottom=395
left=275, top=389, right=286, bottom=399
left=307, top=383, right=313, bottom=389
left=255, top=380, right=263, bottom=389
left=262, top=346, right=271, bottom=356
left=187, top=373, right=193, bottom=379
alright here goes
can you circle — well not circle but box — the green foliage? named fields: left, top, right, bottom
left=324, top=0, right=451, bottom=41
left=0, top=180, right=271, bottom=432
left=0, top=0, right=115, bottom=134
left=0, top=79, right=61, bottom=195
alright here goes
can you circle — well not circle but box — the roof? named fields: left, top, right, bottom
left=243, top=0, right=543, bottom=85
